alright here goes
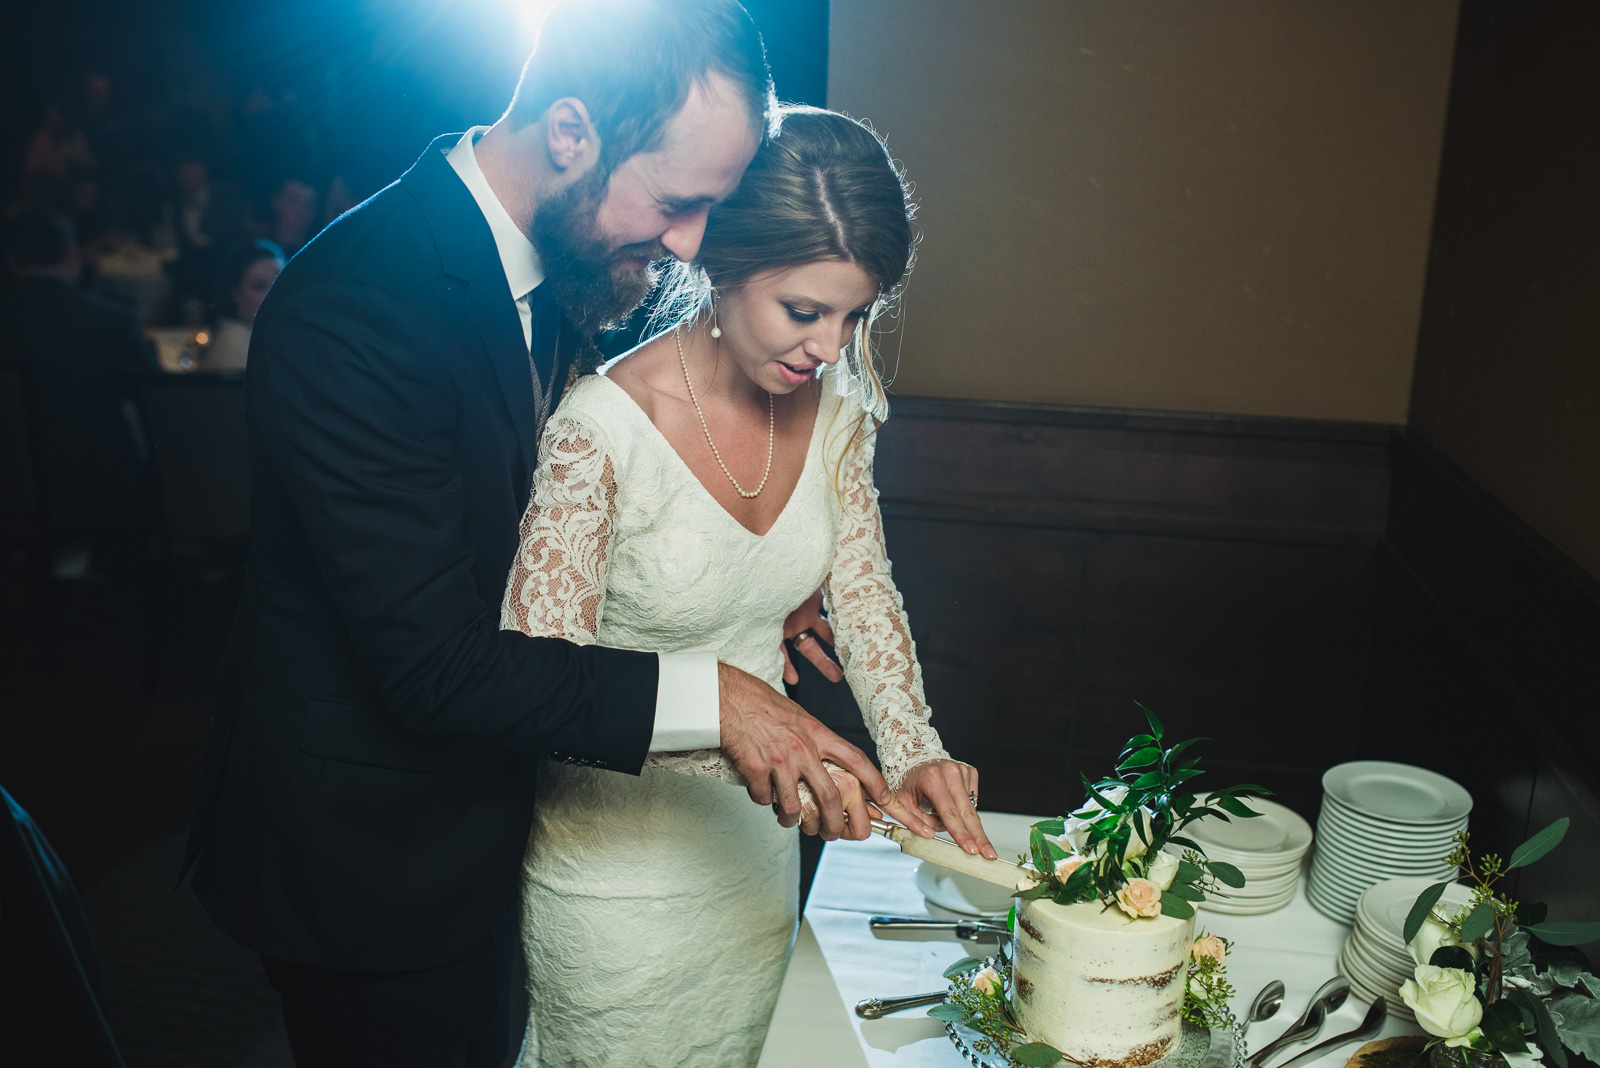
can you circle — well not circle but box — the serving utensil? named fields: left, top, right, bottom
left=1246, top=977, right=1351, bottom=1067
left=870, top=818, right=1038, bottom=889
left=1263, top=998, right=1387, bottom=1068
left=869, top=916, right=1010, bottom=940
left=855, top=990, right=949, bottom=1019
left=1246, top=980, right=1286, bottom=1027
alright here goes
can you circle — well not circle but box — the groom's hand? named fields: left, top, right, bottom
left=717, top=663, right=936, bottom=841
left=780, top=588, right=842, bottom=685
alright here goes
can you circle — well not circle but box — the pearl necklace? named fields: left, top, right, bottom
left=675, top=324, right=774, bottom=499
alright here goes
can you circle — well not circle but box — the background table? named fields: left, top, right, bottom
left=759, top=815, right=1424, bottom=1068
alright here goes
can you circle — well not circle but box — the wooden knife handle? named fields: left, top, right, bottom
left=872, top=820, right=1037, bottom=890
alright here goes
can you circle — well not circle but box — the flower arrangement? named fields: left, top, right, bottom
left=1399, top=819, right=1600, bottom=1068
left=937, top=934, right=1237, bottom=1067
left=1015, top=706, right=1265, bottom=920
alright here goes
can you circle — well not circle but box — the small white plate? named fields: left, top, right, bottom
left=912, top=810, right=1040, bottom=916
left=1358, top=876, right=1475, bottom=944
left=1322, top=762, right=1473, bottom=825
left=1186, top=796, right=1314, bottom=857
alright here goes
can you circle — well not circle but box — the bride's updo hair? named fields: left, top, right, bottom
left=651, top=105, right=917, bottom=426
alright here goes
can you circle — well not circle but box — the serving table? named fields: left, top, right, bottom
left=758, top=815, right=1424, bottom=1068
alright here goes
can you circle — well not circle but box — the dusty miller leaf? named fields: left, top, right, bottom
left=1550, top=992, right=1600, bottom=1062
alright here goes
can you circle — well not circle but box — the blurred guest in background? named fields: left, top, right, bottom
left=203, top=238, right=282, bottom=371
left=165, top=150, right=248, bottom=321
left=1, top=207, right=156, bottom=573
left=262, top=175, right=318, bottom=258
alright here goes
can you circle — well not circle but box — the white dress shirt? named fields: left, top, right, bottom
left=445, top=128, right=720, bottom=752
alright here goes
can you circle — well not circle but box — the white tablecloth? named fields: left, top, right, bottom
left=759, top=816, right=1423, bottom=1068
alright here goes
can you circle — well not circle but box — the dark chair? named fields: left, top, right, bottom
left=134, top=373, right=250, bottom=694
left=0, top=785, right=128, bottom=1066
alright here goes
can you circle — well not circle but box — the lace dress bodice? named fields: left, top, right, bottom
left=499, top=370, right=949, bottom=1068
left=500, top=371, right=949, bottom=788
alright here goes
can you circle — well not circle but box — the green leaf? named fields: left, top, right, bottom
left=1119, top=746, right=1163, bottom=770
left=1175, top=860, right=1204, bottom=883
left=1508, top=817, right=1570, bottom=870
left=1526, top=921, right=1600, bottom=946
left=1207, top=861, right=1246, bottom=888
left=1168, top=883, right=1206, bottom=901
left=1082, top=779, right=1121, bottom=814
left=1131, top=771, right=1164, bottom=790
left=1223, top=783, right=1274, bottom=795
left=1061, top=861, right=1095, bottom=898
left=1016, top=882, right=1053, bottom=902
left=1014, top=1042, right=1065, bottom=1066
left=1550, top=992, right=1600, bottom=1063
left=1481, top=999, right=1530, bottom=1053
left=1125, top=734, right=1156, bottom=748
left=1165, top=737, right=1207, bottom=765
left=1215, top=795, right=1260, bottom=819
left=1460, top=902, right=1497, bottom=944
left=1167, top=836, right=1203, bottom=853
left=1515, top=901, right=1549, bottom=928
left=1159, top=892, right=1195, bottom=919
left=1033, top=818, right=1066, bottom=837
left=1506, top=988, right=1567, bottom=1068
left=1404, top=882, right=1452, bottom=943
left=1171, top=768, right=1205, bottom=784
left=943, top=956, right=982, bottom=979
left=1137, top=702, right=1165, bottom=742
left=1042, top=837, right=1069, bottom=863
left=1502, top=929, right=1534, bottom=975
left=1030, top=827, right=1052, bottom=879
left=927, top=1002, right=968, bottom=1021
left=1429, top=945, right=1476, bottom=973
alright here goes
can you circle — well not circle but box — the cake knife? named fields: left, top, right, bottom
left=869, top=818, right=1040, bottom=889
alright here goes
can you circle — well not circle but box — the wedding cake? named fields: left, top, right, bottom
left=1010, top=897, right=1195, bottom=1066
left=958, top=707, right=1257, bottom=1067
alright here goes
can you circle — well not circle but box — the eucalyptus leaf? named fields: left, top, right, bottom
left=1508, top=818, right=1570, bottom=870
left=1507, top=987, right=1568, bottom=1068
left=1404, top=882, right=1452, bottom=943
left=1550, top=992, right=1600, bottom=1062
left=927, top=1003, right=968, bottom=1021
left=1460, top=902, right=1497, bottom=944
left=1016, top=882, right=1053, bottom=902
left=1206, top=861, right=1246, bottom=888
left=1167, top=836, right=1203, bottom=853
left=1176, top=860, right=1204, bottom=884
left=1033, top=818, right=1066, bottom=836
left=943, top=956, right=982, bottom=979
left=1043, top=837, right=1069, bottom=863
left=1516, top=902, right=1550, bottom=927
left=1014, top=1042, right=1066, bottom=1066
left=1159, top=892, right=1195, bottom=919
left=1030, top=827, right=1053, bottom=879
left=1481, top=999, right=1530, bottom=1053
left=1168, top=883, right=1206, bottom=901
left=1119, top=747, right=1163, bottom=770
left=1528, top=922, right=1600, bottom=947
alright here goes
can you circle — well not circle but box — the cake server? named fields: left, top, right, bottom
left=870, top=818, right=1040, bottom=889
left=869, top=916, right=1010, bottom=939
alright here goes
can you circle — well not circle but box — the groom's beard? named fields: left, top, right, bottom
left=531, top=167, right=668, bottom=335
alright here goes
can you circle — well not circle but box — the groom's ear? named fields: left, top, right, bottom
left=545, top=97, right=598, bottom=173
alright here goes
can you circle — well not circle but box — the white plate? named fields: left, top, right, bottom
left=1358, top=876, right=1475, bottom=945
left=1202, top=892, right=1296, bottom=916
left=1317, top=813, right=1466, bottom=853
left=1185, top=796, right=1314, bottom=857
left=1322, top=762, right=1473, bottom=825
left=913, top=811, right=1042, bottom=916
left=1318, top=802, right=1468, bottom=846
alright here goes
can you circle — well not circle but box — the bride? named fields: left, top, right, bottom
left=500, top=105, right=993, bottom=1067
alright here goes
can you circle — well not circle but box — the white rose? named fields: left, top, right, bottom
left=1147, top=851, right=1180, bottom=891
left=971, top=965, right=1001, bottom=996
left=1409, top=907, right=1481, bottom=968
left=1399, top=965, right=1483, bottom=1042
left=1444, top=1028, right=1485, bottom=1050
left=1073, top=787, right=1156, bottom=862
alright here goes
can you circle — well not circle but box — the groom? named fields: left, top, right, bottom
left=181, top=2, right=929, bottom=1063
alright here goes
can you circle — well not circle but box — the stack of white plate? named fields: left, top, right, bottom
left=1188, top=796, right=1314, bottom=915
left=1339, top=876, right=1474, bottom=1022
left=1306, top=761, right=1471, bottom=924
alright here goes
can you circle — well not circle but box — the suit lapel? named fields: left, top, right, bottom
left=400, top=135, right=542, bottom=479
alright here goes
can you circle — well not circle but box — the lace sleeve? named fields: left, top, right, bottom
left=824, top=422, right=951, bottom=791
left=501, top=413, right=617, bottom=643
left=500, top=409, right=747, bottom=788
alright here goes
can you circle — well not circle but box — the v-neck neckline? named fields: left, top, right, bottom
left=592, top=373, right=825, bottom=539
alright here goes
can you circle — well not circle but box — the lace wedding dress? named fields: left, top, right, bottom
left=500, top=372, right=949, bottom=1067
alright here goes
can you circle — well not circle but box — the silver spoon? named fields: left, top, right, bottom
left=1246, top=980, right=1286, bottom=1027
left=1246, top=977, right=1351, bottom=1067
left=855, top=990, right=947, bottom=1019
left=1265, top=997, right=1387, bottom=1068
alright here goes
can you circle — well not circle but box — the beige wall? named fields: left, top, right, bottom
left=829, top=1, right=1458, bottom=422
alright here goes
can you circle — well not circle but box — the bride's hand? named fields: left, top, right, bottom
left=799, top=763, right=873, bottom=841
left=897, top=760, right=997, bottom=860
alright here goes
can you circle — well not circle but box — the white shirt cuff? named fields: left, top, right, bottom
left=650, top=651, right=720, bottom=751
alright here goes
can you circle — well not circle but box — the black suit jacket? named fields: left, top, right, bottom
left=184, top=136, right=658, bottom=971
